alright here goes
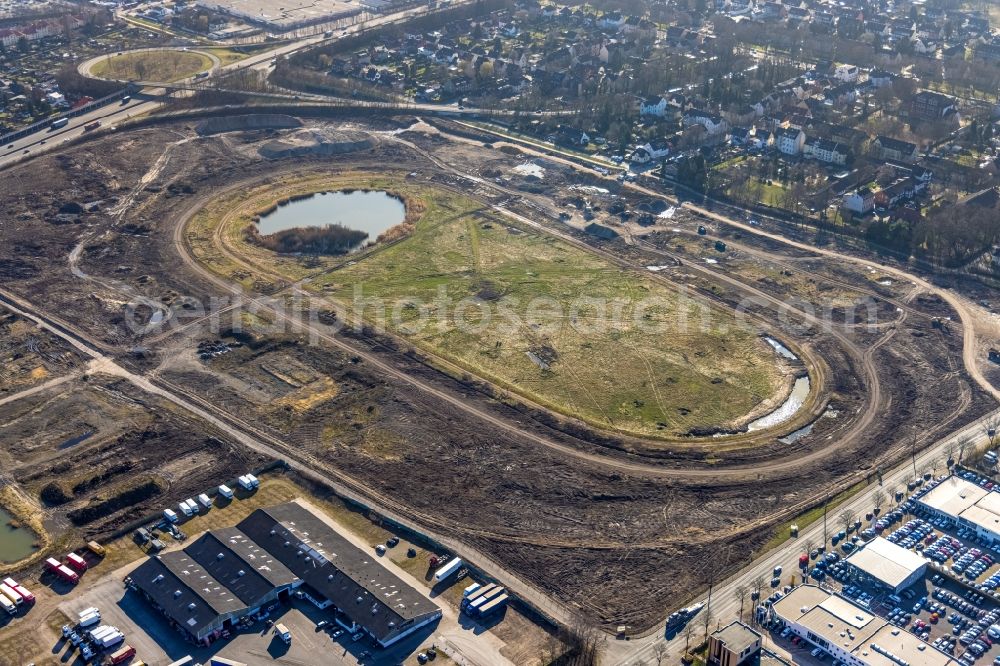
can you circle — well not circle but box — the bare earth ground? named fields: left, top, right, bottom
left=0, top=119, right=992, bottom=637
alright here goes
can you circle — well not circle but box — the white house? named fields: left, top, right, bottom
left=640, top=96, right=668, bottom=117
left=774, top=127, right=805, bottom=155
left=843, top=186, right=876, bottom=214
left=630, top=139, right=670, bottom=164
left=682, top=109, right=728, bottom=135
left=833, top=64, right=860, bottom=82
left=804, top=138, right=848, bottom=165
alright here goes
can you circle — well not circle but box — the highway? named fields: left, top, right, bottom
left=0, top=0, right=463, bottom=170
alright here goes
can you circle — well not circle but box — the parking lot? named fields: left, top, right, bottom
left=760, top=470, right=1000, bottom=666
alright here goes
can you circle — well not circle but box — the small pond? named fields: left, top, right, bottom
left=0, top=506, right=40, bottom=564
left=256, top=190, right=406, bottom=251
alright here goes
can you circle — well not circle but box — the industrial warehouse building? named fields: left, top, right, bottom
left=916, top=475, right=1000, bottom=544
left=842, top=537, right=927, bottom=593
left=772, top=585, right=957, bottom=666
left=130, top=501, right=441, bottom=647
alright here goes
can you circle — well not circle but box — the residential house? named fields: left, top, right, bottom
left=804, top=138, right=849, bottom=165
left=843, top=185, right=876, bottom=214
left=867, top=69, right=895, bottom=89
left=833, top=64, right=860, bottom=82
left=682, top=109, right=728, bottom=135
left=640, top=95, right=668, bottom=117
left=874, top=178, right=917, bottom=209
left=630, top=138, right=670, bottom=163
left=824, top=82, right=857, bottom=106
left=774, top=126, right=806, bottom=155
left=872, top=135, right=918, bottom=161
left=910, top=90, right=956, bottom=121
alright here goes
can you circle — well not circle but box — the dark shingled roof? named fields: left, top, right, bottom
left=183, top=529, right=296, bottom=605
left=237, top=503, right=438, bottom=643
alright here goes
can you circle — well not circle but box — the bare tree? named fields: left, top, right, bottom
left=839, top=509, right=856, bottom=534
left=683, top=624, right=695, bottom=653
left=889, top=484, right=900, bottom=505
left=872, top=490, right=885, bottom=513
left=560, top=616, right=602, bottom=666
left=653, top=641, right=668, bottom=666
left=958, top=436, right=972, bottom=464
left=945, top=439, right=957, bottom=465
left=804, top=537, right=815, bottom=555
left=734, top=584, right=749, bottom=621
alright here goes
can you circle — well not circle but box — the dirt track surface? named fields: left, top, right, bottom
left=0, top=120, right=994, bottom=632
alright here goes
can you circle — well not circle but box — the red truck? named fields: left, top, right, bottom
left=799, top=553, right=809, bottom=568
left=109, top=644, right=136, bottom=665
left=83, top=120, right=101, bottom=132
left=45, top=558, right=79, bottom=584
left=2, top=578, right=34, bottom=604
left=66, top=552, right=88, bottom=573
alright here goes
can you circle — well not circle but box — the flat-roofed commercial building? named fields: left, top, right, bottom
left=917, top=476, right=988, bottom=520
left=772, top=585, right=957, bottom=666
left=707, top=621, right=762, bottom=666
left=843, top=537, right=927, bottom=593
left=195, top=0, right=362, bottom=31
left=916, top=476, right=1000, bottom=545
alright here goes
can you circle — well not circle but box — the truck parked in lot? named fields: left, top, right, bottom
left=0, top=583, right=24, bottom=606
left=217, top=484, right=234, bottom=499
left=2, top=578, right=33, bottom=603
left=89, top=625, right=125, bottom=649
left=109, top=644, right=136, bottom=664
left=433, top=557, right=463, bottom=582
left=45, top=557, right=79, bottom=584
left=274, top=623, right=291, bottom=644
left=66, top=552, right=88, bottom=573
left=0, top=594, right=16, bottom=615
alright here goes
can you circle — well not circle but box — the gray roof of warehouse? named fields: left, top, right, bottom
left=131, top=550, right=244, bottom=636
left=184, top=528, right=297, bottom=604
left=237, top=502, right=438, bottom=639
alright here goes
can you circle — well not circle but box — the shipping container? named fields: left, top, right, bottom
left=45, top=557, right=62, bottom=571
left=461, top=583, right=497, bottom=608
left=0, top=583, right=23, bottom=606
left=66, top=552, right=88, bottom=572
left=433, top=557, right=463, bottom=582
left=468, top=586, right=505, bottom=611
left=477, top=593, right=509, bottom=617
left=79, top=611, right=101, bottom=627
left=463, top=582, right=481, bottom=597
left=217, top=484, right=234, bottom=499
